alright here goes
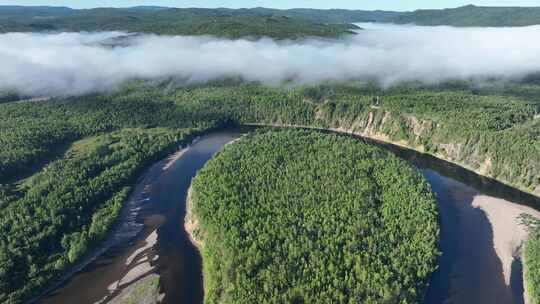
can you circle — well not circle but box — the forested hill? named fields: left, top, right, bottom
left=0, top=6, right=358, bottom=39
left=3, top=5, right=540, bottom=31
left=391, top=5, right=540, bottom=27
left=247, top=7, right=402, bottom=23
left=0, top=6, right=402, bottom=24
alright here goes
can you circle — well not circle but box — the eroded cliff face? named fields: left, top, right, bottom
left=313, top=108, right=540, bottom=197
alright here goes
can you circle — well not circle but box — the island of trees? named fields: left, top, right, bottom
left=189, top=129, right=440, bottom=303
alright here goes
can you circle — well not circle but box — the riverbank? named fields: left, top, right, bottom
left=41, top=142, right=193, bottom=304
left=472, top=195, right=540, bottom=304
left=324, top=121, right=540, bottom=303
left=185, top=185, right=206, bottom=303
left=105, top=148, right=194, bottom=296
left=108, top=230, right=160, bottom=294
left=109, top=274, right=162, bottom=304
left=243, top=123, right=540, bottom=303
left=185, top=186, right=204, bottom=250
left=163, top=147, right=190, bottom=171
left=333, top=124, right=540, bottom=303
left=89, top=144, right=200, bottom=303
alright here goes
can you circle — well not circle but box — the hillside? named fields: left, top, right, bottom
left=5, top=5, right=540, bottom=30
left=3, top=5, right=540, bottom=31
left=391, top=5, right=540, bottom=27
left=0, top=6, right=402, bottom=24
left=248, top=7, right=403, bottom=23
left=0, top=7, right=358, bottom=39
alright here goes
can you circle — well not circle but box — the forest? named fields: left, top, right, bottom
left=3, top=5, right=540, bottom=33
left=190, top=130, right=439, bottom=304
left=0, top=127, right=201, bottom=303
left=1, top=4, right=540, bottom=303
left=0, top=7, right=357, bottom=39
left=391, top=4, right=540, bottom=27
left=523, top=216, right=540, bottom=304
left=2, top=81, right=539, bottom=196
left=0, top=80, right=539, bottom=302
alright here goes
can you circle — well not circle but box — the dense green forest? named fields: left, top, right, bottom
left=190, top=130, right=439, bottom=303
left=164, top=82, right=540, bottom=196
left=0, top=6, right=401, bottom=24
left=244, top=7, right=402, bottom=23
left=1, top=5, right=540, bottom=303
left=0, top=127, right=202, bottom=303
left=3, top=4, right=540, bottom=32
left=392, top=4, right=540, bottom=27
left=0, top=84, right=229, bottom=186
left=523, top=216, right=540, bottom=304
left=1, top=81, right=539, bottom=195
left=0, top=6, right=358, bottom=39
left=1, top=81, right=540, bottom=302
left=0, top=85, right=229, bottom=303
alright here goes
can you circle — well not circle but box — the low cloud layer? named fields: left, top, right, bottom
left=2, top=23, right=540, bottom=96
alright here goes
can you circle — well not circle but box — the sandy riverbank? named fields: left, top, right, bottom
left=109, top=274, right=163, bottom=304
left=107, top=230, right=160, bottom=293
left=185, top=186, right=203, bottom=249
left=472, top=195, right=540, bottom=303
left=163, top=147, right=189, bottom=171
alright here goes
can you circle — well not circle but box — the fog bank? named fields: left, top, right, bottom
left=1, top=23, right=540, bottom=95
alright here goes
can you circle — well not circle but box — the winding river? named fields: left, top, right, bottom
left=40, top=128, right=540, bottom=304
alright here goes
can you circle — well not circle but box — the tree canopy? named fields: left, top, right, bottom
left=191, top=130, right=440, bottom=304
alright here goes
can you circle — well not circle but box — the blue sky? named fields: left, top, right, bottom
left=1, top=0, right=540, bottom=11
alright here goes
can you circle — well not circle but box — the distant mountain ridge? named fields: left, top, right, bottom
left=1, top=5, right=540, bottom=29
left=0, top=6, right=403, bottom=23
left=0, top=6, right=360, bottom=39
left=0, top=5, right=73, bottom=19
left=392, top=4, right=540, bottom=27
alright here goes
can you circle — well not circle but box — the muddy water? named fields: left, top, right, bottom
left=38, top=128, right=540, bottom=304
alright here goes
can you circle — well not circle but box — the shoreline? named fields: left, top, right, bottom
left=109, top=230, right=160, bottom=293
left=162, top=147, right=189, bottom=171
left=236, top=124, right=540, bottom=303
left=37, top=156, right=163, bottom=304
left=184, top=185, right=206, bottom=301
left=472, top=195, right=540, bottom=304
left=40, top=137, right=197, bottom=304
left=185, top=186, right=204, bottom=251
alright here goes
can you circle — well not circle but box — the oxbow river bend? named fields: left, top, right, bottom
left=40, top=128, right=540, bottom=304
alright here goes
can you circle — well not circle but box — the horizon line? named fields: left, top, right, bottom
left=1, top=4, right=539, bottom=13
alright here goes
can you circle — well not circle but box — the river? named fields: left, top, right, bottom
left=40, top=128, right=540, bottom=304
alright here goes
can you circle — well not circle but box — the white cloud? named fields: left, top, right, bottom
left=1, top=24, right=540, bottom=96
